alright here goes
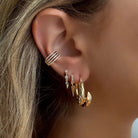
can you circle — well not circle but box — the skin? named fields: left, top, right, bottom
left=32, top=0, right=138, bottom=137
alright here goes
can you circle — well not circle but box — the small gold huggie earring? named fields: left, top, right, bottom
left=71, top=75, right=75, bottom=97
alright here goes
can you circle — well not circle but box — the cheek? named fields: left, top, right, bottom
left=88, top=0, right=138, bottom=96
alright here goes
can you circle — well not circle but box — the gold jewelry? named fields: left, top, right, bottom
left=45, top=50, right=61, bottom=66
left=71, top=75, right=77, bottom=97
left=64, top=70, right=69, bottom=89
left=78, top=79, right=86, bottom=106
left=69, top=74, right=92, bottom=107
left=78, top=79, right=92, bottom=107
left=75, top=84, right=79, bottom=96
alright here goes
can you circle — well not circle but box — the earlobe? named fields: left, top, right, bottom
left=32, top=8, right=90, bottom=83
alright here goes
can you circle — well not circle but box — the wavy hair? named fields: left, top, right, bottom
left=0, top=0, right=106, bottom=137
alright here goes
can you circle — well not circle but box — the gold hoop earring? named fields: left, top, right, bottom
left=45, top=50, right=61, bottom=66
left=71, top=75, right=75, bottom=97
left=68, top=74, right=92, bottom=107
left=78, top=79, right=92, bottom=107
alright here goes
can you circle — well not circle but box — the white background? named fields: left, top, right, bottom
left=132, top=118, right=138, bottom=138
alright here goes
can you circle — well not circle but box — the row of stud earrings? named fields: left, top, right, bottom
left=64, top=69, right=92, bottom=107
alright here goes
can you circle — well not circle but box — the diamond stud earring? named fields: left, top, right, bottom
left=64, top=70, right=69, bottom=89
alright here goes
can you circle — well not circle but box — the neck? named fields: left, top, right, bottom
left=72, top=104, right=132, bottom=138
left=48, top=90, right=135, bottom=138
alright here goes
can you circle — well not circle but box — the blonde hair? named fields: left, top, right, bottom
left=0, top=0, right=106, bottom=137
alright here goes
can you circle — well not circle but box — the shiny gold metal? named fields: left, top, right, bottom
left=75, top=84, right=79, bottom=96
left=71, top=75, right=75, bottom=97
left=86, top=92, right=92, bottom=107
left=45, top=50, right=60, bottom=66
left=78, top=79, right=86, bottom=105
left=78, top=79, right=92, bottom=107
left=65, top=72, right=92, bottom=107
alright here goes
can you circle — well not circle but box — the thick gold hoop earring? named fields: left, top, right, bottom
left=67, top=73, right=92, bottom=107
left=78, top=79, right=92, bottom=107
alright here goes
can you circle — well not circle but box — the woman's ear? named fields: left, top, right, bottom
left=32, top=8, right=90, bottom=83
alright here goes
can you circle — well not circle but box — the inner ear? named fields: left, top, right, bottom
left=32, top=8, right=90, bottom=82
left=32, top=11, right=81, bottom=59
left=59, top=37, right=81, bottom=57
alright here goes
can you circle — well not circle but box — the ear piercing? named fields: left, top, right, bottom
left=64, top=70, right=69, bottom=89
left=45, top=50, right=61, bottom=66
left=71, top=75, right=75, bottom=97
left=64, top=70, right=92, bottom=107
left=44, top=50, right=92, bottom=107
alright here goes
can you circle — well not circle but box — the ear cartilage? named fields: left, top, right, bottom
left=45, top=50, right=61, bottom=66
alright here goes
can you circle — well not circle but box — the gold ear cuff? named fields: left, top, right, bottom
left=45, top=50, right=61, bottom=66
left=64, top=70, right=92, bottom=107
left=44, top=50, right=92, bottom=107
